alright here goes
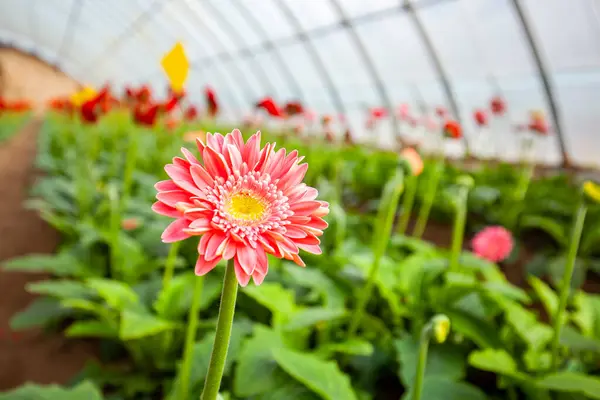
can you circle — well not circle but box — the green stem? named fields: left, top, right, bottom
left=550, top=203, right=587, bottom=370
left=412, top=326, right=431, bottom=400
left=397, top=175, right=418, bottom=235
left=348, top=169, right=405, bottom=337
left=201, top=259, right=239, bottom=400
left=413, top=158, right=444, bottom=239
left=449, top=186, right=469, bottom=271
left=163, top=242, right=181, bottom=289
left=179, top=276, right=204, bottom=400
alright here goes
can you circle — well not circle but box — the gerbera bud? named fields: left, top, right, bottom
left=121, top=218, right=140, bottom=231
left=583, top=180, right=600, bottom=205
left=431, top=314, right=451, bottom=343
left=399, top=147, right=423, bottom=177
left=471, top=225, right=514, bottom=263
left=473, top=109, right=488, bottom=127
left=456, top=175, right=474, bottom=189
left=443, top=120, right=462, bottom=139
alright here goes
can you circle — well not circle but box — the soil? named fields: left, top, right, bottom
left=0, top=120, right=96, bottom=391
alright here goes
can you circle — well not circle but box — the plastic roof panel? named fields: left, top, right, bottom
left=0, top=0, right=598, bottom=167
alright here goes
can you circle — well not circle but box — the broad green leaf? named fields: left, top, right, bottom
left=2, top=253, right=87, bottom=277
left=524, top=348, right=551, bottom=372
left=243, top=282, right=296, bottom=325
left=528, top=276, right=558, bottom=317
left=26, top=280, right=93, bottom=300
left=153, top=273, right=196, bottom=319
left=316, top=339, right=374, bottom=358
left=284, top=308, right=346, bottom=331
left=482, top=281, right=531, bottom=303
left=282, top=263, right=345, bottom=309
left=571, top=292, right=594, bottom=336
left=272, top=347, right=357, bottom=400
left=402, top=377, right=488, bottom=400
left=10, top=297, right=71, bottom=330
left=395, top=336, right=466, bottom=387
left=559, top=325, right=600, bottom=353
left=501, top=300, right=553, bottom=350
left=0, top=381, right=103, bottom=400
left=87, top=278, right=139, bottom=310
left=468, top=349, right=527, bottom=380
left=234, top=325, right=289, bottom=397
left=119, top=309, right=176, bottom=340
left=442, top=308, right=502, bottom=348
left=253, top=381, right=320, bottom=400
left=536, top=372, right=600, bottom=399
left=520, top=215, right=567, bottom=246
left=66, top=320, right=118, bottom=339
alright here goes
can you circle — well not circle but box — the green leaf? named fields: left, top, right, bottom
left=442, top=308, right=502, bottom=348
left=154, top=273, right=196, bottom=319
left=253, top=381, right=320, bottom=400
left=284, top=308, right=346, bottom=331
left=395, top=336, right=466, bottom=388
left=272, top=347, right=357, bottom=400
left=520, top=215, right=567, bottom=246
left=501, top=300, right=553, bottom=350
left=234, top=325, right=288, bottom=397
left=119, top=309, right=176, bottom=340
left=282, top=263, right=345, bottom=309
left=481, top=281, right=531, bottom=303
left=468, top=349, right=527, bottom=380
left=316, top=339, right=374, bottom=358
left=536, top=372, right=600, bottom=399
left=571, top=292, right=595, bottom=336
left=2, top=253, right=88, bottom=277
left=402, top=377, right=488, bottom=400
left=66, top=320, right=118, bottom=339
left=10, top=297, right=71, bottom=330
left=559, top=325, right=600, bottom=353
left=243, top=282, right=296, bottom=325
left=26, top=280, right=93, bottom=300
left=87, top=278, right=139, bottom=310
left=0, top=381, right=103, bottom=400
left=528, top=276, right=558, bottom=317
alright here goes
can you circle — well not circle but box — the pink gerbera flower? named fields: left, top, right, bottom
left=471, top=226, right=513, bottom=263
left=152, top=129, right=329, bottom=286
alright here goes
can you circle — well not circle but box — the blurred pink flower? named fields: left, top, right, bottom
left=471, top=226, right=514, bottom=263
left=152, top=129, right=329, bottom=286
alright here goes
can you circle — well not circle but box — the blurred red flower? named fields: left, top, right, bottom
left=443, top=120, right=462, bottom=139
left=283, top=101, right=304, bottom=117
left=474, top=109, right=488, bottom=127
left=490, top=96, right=506, bottom=116
left=205, top=86, right=219, bottom=118
left=256, top=97, right=284, bottom=118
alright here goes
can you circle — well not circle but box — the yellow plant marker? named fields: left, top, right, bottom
left=161, top=42, right=189, bottom=94
left=71, top=85, right=97, bottom=106
left=583, top=181, right=600, bottom=204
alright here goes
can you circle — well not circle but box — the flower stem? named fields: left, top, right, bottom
left=179, top=276, right=204, bottom=400
left=348, top=169, right=405, bottom=337
left=396, top=175, right=418, bottom=235
left=163, top=241, right=181, bottom=289
left=412, top=327, right=431, bottom=400
left=449, top=186, right=469, bottom=271
left=413, top=158, right=444, bottom=239
left=201, top=259, right=239, bottom=400
left=550, top=203, right=587, bottom=370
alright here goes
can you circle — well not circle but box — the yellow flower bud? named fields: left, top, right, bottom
left=432, top=314, right=450, bottom=343
left=583, top=180, right=600, bottom=204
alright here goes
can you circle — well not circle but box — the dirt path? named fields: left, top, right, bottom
left=0, top=120, right=95, bottom=391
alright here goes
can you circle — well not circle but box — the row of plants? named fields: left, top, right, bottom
left=1, top=103, right=600, bottom=399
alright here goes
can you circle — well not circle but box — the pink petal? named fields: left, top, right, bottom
left=203, top=146, right=230, bottom=178
left=190, top=164, right=214, bottom=188
left=156, top=190, right=190, bottom=207
left=205, top=232, right=227, bottom=261
left=155, top=180, right=179, bottom=192
left=234, top=258, right=251, bottom=287
left=180, top=147, right=199, bottom=165
left=297, top=243, right=322, bottom=254
left=161, top=219, right=191, bottom=243
left=235, top=245, right=257, bottom=275
left=152, top=202, right=180, bottom=218
left=243, top=131, right=261, bottom=167
left=195, top=255, right=221, bottom=276
left=165, top=165, right=203, bottom=196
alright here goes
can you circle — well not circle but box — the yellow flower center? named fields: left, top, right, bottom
left=225, top=193, right=266, bottom=222
left=583, top=181, right=600, bottom=204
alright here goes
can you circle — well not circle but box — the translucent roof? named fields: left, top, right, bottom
left=1, top=0, right=599, bottom=167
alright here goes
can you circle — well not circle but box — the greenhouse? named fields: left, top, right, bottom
left=0, top=0, right=599, bottom=399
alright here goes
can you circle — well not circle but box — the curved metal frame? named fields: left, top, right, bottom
left=79, top=0, right=170, bottom=73
left=510, top=0, right=569, bottom=167
left=179, top=0, right=259, bottom=103
left=274, top=0, right=349, bottom=127
left=56, top=0, right=83, bottom=65
left=201, top=0, right=280, bottom=98
left=233, top=0, right=306, bottom=102
left=402, top=0, right=468, bottom=152
left=328, top=0, right=404, bottom=144
left=149, top=7, right=247, bottom=115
